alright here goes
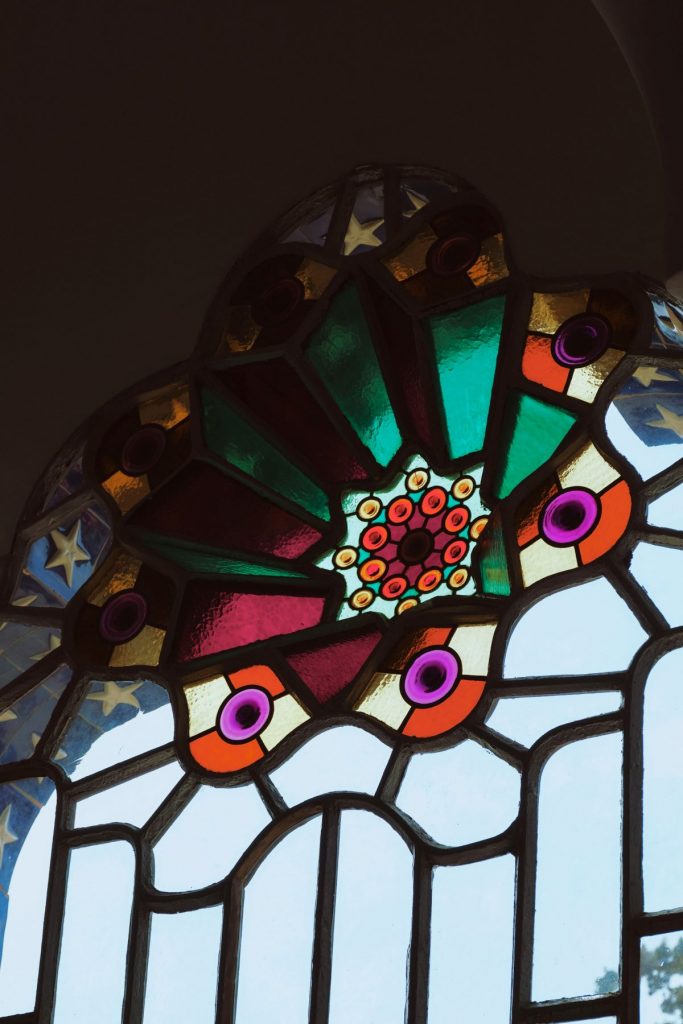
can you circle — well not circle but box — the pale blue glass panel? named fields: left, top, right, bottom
left=532, top=733, right=622, bottom=1001
left=236, top=816, right=320, bottom=1024
left=648, top=481, right=683, bottom=530
left=396, top=739, right=520, bottom=846
left=0, top=785, right=56, bottom=1015
left=606, top=401, right=683, bottom=479
left=143, top=906, right=223, bottom=1024
left=643, top=647, right=683, bottom=910
left=487, top=692, right=621, bottom=747
left=53, top=841, right=134, bottom=1024
left=641, top=930, right=683, bottom=1024
left=328, top=810, right=412, bottom=1024
left=631, top=541, right=683, bottom=626
left=429, top=855, right=515, bottom=1024
left=74, top=761, right=183, bottom=829
left=153, top=782, right=270, bottom=892
left=269, top=725, right=391, bottom=806
left=504, top=577, right=647, bottom=678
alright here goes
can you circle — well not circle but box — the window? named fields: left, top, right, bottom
left=1, top=164, right=683, bottom=1023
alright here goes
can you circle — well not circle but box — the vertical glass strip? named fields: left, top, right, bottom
left=53, top=841, right=135, bottom=1024
left=428, top=295, right=506, bottom=460
left=143, top=906, right=223, bottom=1024
left=429, top=855, right=515, bottom=1023
left=495, top=392, right=576, bottom=498
left=532, top=732, right=622, bottom=1001
left=641, top=930, right=683, bottom=1023
left=305, top=285, right=402, bottom=467
left=201, top=387, right=330, bottom=521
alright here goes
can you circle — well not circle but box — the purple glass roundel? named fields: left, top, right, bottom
left=218, top=687, right=273, bottom=743
left=541, top=488, right=600, bottom=545
left=121, top=424, right=167, bottom=476
left=552, top=314, right=610, bottom=368
left=98, top=591, right=148, bottom=644
left=403, top=648, right=461, bottom=706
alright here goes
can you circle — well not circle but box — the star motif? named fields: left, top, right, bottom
left=86, top=680, right=143, bottom=717
left=0, top=708, right=16, bottom=723
left=31, top=733, right=66, bottom=781
left=646, top=404, right=683, bottom=440
left=0, top=805, right=18, bottom=869
left=44, top=521, right=90, bottom=589
left=11, top=595, right=38, bottom=608
left=30, top=634, right=61, bottom=661
left=633, top=366, right=675, bottom=388
left=666, top=302, right=683, bottom=338
left=403, top=189, right=428, bottom=217
left=343, top=213, right=384, bottom=255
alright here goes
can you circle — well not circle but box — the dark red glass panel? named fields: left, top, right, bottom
left=286, top=626, right=384, bottom=704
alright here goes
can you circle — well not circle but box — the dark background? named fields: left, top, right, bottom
left=2, top=0, right=681, bottom=552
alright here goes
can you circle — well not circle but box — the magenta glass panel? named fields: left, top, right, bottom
left=286, top=626, right=383, bottom=703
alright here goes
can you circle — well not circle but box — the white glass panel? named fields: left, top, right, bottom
left=643, top=648, right=683, bottom=910
left=606, top=402, right=683, bottom=479
left=153, top=782, right=270, bottom=892
left=68, top=702, right=175, bottom=781
left=429, top=855, right=515, bottom=1024
left=0, top=786, right=56, bottom=1015
left=504, top=577, right=647, bottom=678
left=641, top=930, right=683, bottom=1024
left=74, top=761, right=183, bottom=829
left=487, top=692, right=621, bottom=747
left=631, top=541, right=683, bottom=626
left=53, top=841, right=135, bottom=1024
left=648, top=481, right=683, bottom=529
left=532, top=732, right=622, bottom=1001
left=143, top=905, right=223, bottom=1024
left=396, top=739, right=520, bottom=846
left=269, top=725, right=391, bottom=806
left=236, top=815, right=320, bottom=1024
left=329, top=810, right=412, bottom=1024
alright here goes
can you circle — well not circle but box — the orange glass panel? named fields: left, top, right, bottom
left=522, top=335, right=569, bottom=393
left=578, top=479, right=632, bottom=564
left=402, top=678, right=486, bottom=738
left=189, top=731, right=263, bottom=773
left=228, top=664, right=285, bottom=697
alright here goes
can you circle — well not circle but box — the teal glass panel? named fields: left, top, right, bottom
left=305, top=285, right=402, bottom=467
left=201, top=388, right=330, bottom=522
left=495, top=393, right=576, bottom=499
left=134, top=530, right=308, bottom=580
left=478, top=517, right=511, bottom=596
left=428, top=295, right=506, bottom=460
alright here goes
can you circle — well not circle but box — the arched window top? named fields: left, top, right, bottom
left=2, top=164, right=683, bottom=1022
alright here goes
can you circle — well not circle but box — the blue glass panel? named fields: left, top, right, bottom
left=648, top=290, right=683, bottom=350
left=0, top=622, right=61, bottom=690
left=0, top=663, right=72, bottom=765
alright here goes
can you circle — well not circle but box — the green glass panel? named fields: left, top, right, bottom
left=495, top=392, right=577, bottom=499
left=429, top=295, right=506, bottom=460
left=478, top=518, right=511, bottom=597
left=306, top=285, right=402, bottom=467
left=201, top=388, right=330, bottom=522
left=133, top=530, right=308, bottom=579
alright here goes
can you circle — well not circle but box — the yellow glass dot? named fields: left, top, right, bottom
left=407, top=468, right=430, bottom=492
left=357, top=497, right=381, bottom=521
left=448, top=567, right=469, bottom=590
left=351, top=588, right=375, bottom=610
left=397, top=597, right=419, bottom=615
left=334, top=547, right=358, bottom=569
left=470, top=516, right=489, bottom=540
left=453, top=476, right=475, bottom=500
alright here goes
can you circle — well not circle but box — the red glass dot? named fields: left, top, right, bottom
left=445, top=506, right=470, bottom=533
left=444, top=538, right=468, bottom=565
left=381, top=575, right=408, bottom=600
left=361, top=524, right=389, bottom=552
left=420, top=487, right=447, bottom=517
left=417, top=568, right=443, bottom=592
left=388, top=497, right=413, bottom=524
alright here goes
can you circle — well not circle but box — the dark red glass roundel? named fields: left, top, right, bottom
left=252, top=277, right=305, bottom=327
left=427, top=233, right=480, bottom=277
left=121, top=424, right=167, bottom=476
left=99, top=591, right=148, bottom=644
left=552, top=313, right=611, bottom=368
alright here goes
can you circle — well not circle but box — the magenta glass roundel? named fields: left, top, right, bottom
left=541, top=488, right=600, bottom=546
left=218, top=687, right=273, bottom=742
left=403, top=648, right=461, bottom=706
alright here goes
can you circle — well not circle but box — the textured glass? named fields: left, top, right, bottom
left=143, top=907, right=223, bottom=1024
left=496, top=392, right=576, bottom=498
left=328, top=810, right=413, bottom=1024
left=532, top=732, right=622, bottom=1001
left=428, top=295, right=505, bottom=459
left=137, top=530, right=307, bottom=579
left=0, top=663, right=71, bottom=765
left=305, top=285, right=402, bottom=467
left=201, top=386, right=330, bottom=521
left=53, top=841, right=134, bottom=1024
left=0, top=621, right=61, bottom=689
left=429, top=856, right=515, bottom=1024
left=236, top=816, right=320, bottom=1024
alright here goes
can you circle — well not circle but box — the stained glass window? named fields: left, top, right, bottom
left=2, top=163, right=683, bottom=1023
